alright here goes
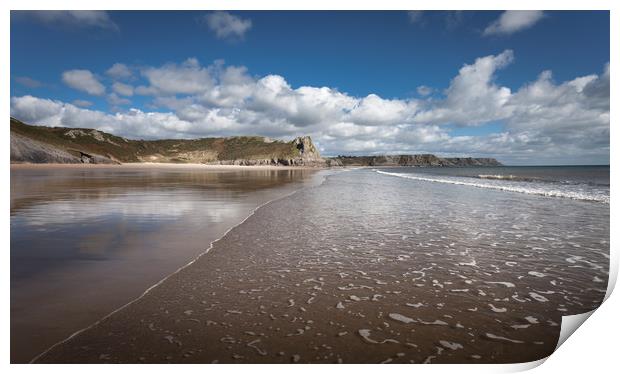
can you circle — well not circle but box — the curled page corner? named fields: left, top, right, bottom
left=502, top=357, right=548, bottom=372
left=554, top=310, right=596, bottom=351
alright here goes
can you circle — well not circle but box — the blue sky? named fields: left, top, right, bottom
left=10, top=11, right=610, bottom=164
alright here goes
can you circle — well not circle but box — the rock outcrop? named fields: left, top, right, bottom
left=11, top=133, right=82, bottom=164
left=330, top=154, right=502, bottom=167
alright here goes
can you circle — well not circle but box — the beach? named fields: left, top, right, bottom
left=10, top=162, right=325, bottom=170
left=10, top=164, right=322, bottom=363
left=31, top=167, right=609, bottom=364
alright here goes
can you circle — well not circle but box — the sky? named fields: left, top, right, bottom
left=10, top=10, right=610, bottom=165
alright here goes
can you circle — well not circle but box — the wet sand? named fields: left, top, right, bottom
left=11, top=165, right=321, bottom=363
left=34, top=170, right=608, bottom=364
left=11, top=162, right=326, bottom=170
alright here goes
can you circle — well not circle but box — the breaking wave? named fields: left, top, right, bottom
left=375, top=170, right=609, bottom=204
left=476, top=174, right=538, bottom=182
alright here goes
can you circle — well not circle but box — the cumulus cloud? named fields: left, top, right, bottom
left=202, top=11, right=252, bottom=40
left=11, top=51, right=609, bottom=165
left=106, top=63, right=133, bottom=80
left=138, top=58, right=214, bottom=95
left=108, top=93, right=131, bottom=106
left=414, top=50, right=514, bottom=125
left=62, top=69, right=105, bottom=96
left=15, top=10, right=118, bottom=31
left=484, top=10, right=544, bottom=36
left=347, top=94, right=415, bottom=126
left=72, top=99, right=93, bottom=107
left=112, top=82, right=134, bottom=96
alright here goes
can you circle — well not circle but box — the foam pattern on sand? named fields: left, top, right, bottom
left=36, top=169, right=609, bottom=364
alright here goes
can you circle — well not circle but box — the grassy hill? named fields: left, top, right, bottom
left=10, top=118, right=318, bottom=165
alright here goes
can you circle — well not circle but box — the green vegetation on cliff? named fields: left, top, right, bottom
left=10, top=118, right=316, bottom=165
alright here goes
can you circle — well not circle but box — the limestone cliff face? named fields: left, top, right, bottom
left=11, top=133, right=81, bottom=164
left=10, top=132, right=117, bottom=164
left=211, top=136, right=326, bottom=166
left=293, top=136, right=324, bottom=165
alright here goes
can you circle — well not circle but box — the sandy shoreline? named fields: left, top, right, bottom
left=11, top=162, right=327, bottom=170
left=33, top=168, right=609, bottom=364
left=11, top=165, right=326, bottom=363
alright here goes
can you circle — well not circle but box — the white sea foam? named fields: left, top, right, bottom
left=439, top=340, right=463, bottom=350
left=406, top=302, right=424, bottom=308
left=525, top=316, right=539, bottom=324
left=529, top=292, right=549, bottom=302
left=484, top=333, right=524, bottom=343
left=528, top=271, right=547, bottom=278
left=375, top=170, right=609, bottom=204
left=417, top=319, right=449, bottom=326
left=484, top=281, right=516, bottom=288
left=594, top=276, right=604, bottom=283
left=389, top=313, right=416, bottom=324
left=511, top=324, right=530, bottom=329
left=488, top=304, right=507, bottom=313
left=358, top=329, right=399, bottom=344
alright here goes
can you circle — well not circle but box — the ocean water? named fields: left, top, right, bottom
left=33, top=166, right=610, bottom=363
left=375, top=165, right=610, bottom=204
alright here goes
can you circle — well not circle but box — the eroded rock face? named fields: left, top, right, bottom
left=76, top=151, right=117, bottom=164
left=11, top=133, right=81, bottom=164
left=293, top=136, right=321, bottom=160
left=290, top=136, right=325, bottom=166
left=202, top=137, right=327, bottom=167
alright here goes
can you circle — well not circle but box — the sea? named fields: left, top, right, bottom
left=374, top=165, right=609, bottom=204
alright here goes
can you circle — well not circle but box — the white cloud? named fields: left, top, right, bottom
left=200, top=65, right=255, bottom=107
left=11, top=51, right=610, bottom=165
left=202, top=11, right=252, bottom=40
left=62, top=69, right=105, bottom=96
left=106, top=63, right=133, bottom=80
left=72, top=99, right=93, bottom=107
left=108, top=93, right=131, bottom=106
left=416, top=85, right=432, bottom=96
left=139, top=58, right=214, bottom=95
left=484, top=11, right=544, bottom=36
left=11, top=96, right=66, bottom=125
left=112, top=82, right=134, bottom=97
left=414, top=50, right=514, bottom=125
left=16, top=10, right=118, bottom=31
left=347, top=94, right=414, bottom=126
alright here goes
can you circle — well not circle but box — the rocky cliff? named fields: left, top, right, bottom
left=330, top=154, right=502, bottom=167
left=10, top=117, right=326, bottom=166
